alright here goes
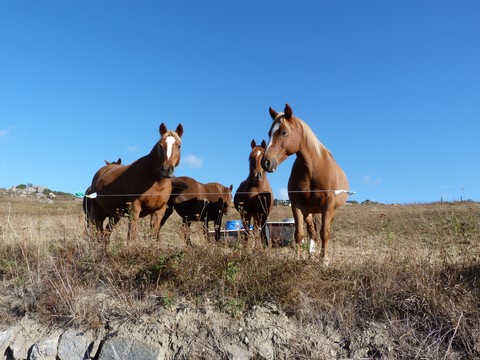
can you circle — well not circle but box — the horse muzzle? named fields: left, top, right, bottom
left=253, top=172, right=263, bottom=182
left=261, top=158, right=277, bottom=173
left=159, top=165, right=174, bottom=178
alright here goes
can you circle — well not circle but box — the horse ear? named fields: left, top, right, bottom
left=175, top=123, right=184, bottom=138
left=229, top=184, right=233, bottom=191
left=159, top=123, right=167, bottom=136
left=284, top=103, right=293, bottom=120
left=269, top=107, right=278, bottom=120
left=261, top=140, right=267, bottom=148
left=250, top=139, right=256, bottom=149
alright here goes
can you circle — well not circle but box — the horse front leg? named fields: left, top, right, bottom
left=243, top=213, right=256, bottom=249
left=304, top=213, right=319, bottom=256
left=203, top=218, right=211, bottom=242
left=258, top=215, right=270, bottom=248
left=182, top=219, right=193, bottom=247
left=292, top=207, right=305, bottom=258
left=127, top=203, right=141, bottom=245
left=320, top=199, right=336, bottom=264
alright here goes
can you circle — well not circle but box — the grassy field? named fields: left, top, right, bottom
left=1, top=193, right=479, bottom=358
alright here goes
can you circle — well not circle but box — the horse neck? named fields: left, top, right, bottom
left=134, top=144, right=164, bottom=179
left=296, top=139, right=319, bottom=163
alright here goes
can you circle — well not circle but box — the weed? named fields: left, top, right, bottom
left=1, top=195, right=480, bottom=358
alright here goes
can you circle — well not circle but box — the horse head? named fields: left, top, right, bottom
left=156, top=123, right=183, bottom=178
left=104, top=158, right=122, bottom=165
left=223, top=184, right=234, bottom=214
left=262, top=103, right=301, bottom=173
left=249, top=139, right=267, bottom=183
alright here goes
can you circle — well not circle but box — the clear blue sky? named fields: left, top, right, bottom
left=1, top=1, right=479, bottom=204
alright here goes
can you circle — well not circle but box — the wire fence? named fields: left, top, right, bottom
left=76, top=185, right=480, bottom=199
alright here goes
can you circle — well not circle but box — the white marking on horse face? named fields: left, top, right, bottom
left=256, top=150, right=262, bottom=158
left=166, top=136, right=176, bottom=159
left=267, top=122, right=280, bottom=150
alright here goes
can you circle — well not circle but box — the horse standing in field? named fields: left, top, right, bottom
left=83, top=158, right=123, bottom=225
left=261, top=104, right=349, bottom=263
left=86, top=123, right=183, bottom=244
left=159, top=176, right=233, bottom=245
left=234, top=139, right=273, bottom=247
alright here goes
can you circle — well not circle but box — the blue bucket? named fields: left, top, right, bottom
left=226, top=220, right=243, bottom=230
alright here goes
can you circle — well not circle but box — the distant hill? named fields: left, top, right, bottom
left=1, top=184, right=74, bottom=203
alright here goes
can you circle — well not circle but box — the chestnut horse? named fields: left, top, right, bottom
left=234, top=139, right=273, bottom=247
left=262, top=104, right=349, bottom=263
left=87, top=123, right=183, bottom=244
left=159, top=176, right=233, bottom=245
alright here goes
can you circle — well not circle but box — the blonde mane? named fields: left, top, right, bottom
left=277, top=114, right=325, bottom=158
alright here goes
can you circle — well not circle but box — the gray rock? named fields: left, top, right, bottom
left=57, top=329, right=91, bottom=360
left=255, top=340, right=274, bottom=360
left=98, top=336, right=162, bottom=360
left=224, top=344, right=252, bottom=360
left=0, top=328, right=14, bottom=356
left=30, top=330, right=63, bottom=360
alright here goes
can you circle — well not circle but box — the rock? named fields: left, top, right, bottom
left=255, top=340, right=274, bottom=360
left=224, top=343, right=252, bottom=360
left=97, top=336, right=162, bottom=360
left=6, top=318, right=43, bottom=360
left=30, top=330, right=63, bottom=360
left=57, top=329, right=92, bottom=360
left=0, top=328, right=14, bottom=356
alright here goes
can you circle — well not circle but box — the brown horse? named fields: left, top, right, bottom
left=234, top=139, right=273, bottom=247
left=83, top=158, right=123, bottom=225
left=261, top=104, right=349, bottom=263
left=159, top=176, right=233, bottom=245
left=87, top=123, right=183, bottom=244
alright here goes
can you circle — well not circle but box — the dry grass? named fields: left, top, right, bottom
left=1, top=194, right=480, bottom=358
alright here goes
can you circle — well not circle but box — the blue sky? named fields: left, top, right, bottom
left=1, top=1, right=479, bottom=204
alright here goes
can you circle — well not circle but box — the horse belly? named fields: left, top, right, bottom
left=137, top=193, right=170, bottom=218
left=175, top=200, right=208, bottom=222
left=289, top=191, right=329, bottom=214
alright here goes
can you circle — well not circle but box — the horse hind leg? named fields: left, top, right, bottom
left=151, top=207, right=169, bottom=241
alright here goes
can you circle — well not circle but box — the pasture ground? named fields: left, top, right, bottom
left=1, top=193, right=479, bottom=359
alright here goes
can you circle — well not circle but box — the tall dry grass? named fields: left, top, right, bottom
left=1, top=194, right=479, bottom=358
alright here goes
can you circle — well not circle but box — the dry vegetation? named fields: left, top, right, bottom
left=1, top=193, right=480, bottom=358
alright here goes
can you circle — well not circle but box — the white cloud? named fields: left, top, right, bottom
left=182, top=154, right=203, bottom=169
left=0, top=129, right=9, bottom=138
left=279, top=187, right=289, bottom=200
left=363, top=175, right=382, bottom=186
left=127, top=145, right=138, bottom=153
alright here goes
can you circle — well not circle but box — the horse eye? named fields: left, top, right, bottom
left=281, top=130, right=287, bottom=136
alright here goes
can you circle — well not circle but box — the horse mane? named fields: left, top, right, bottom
left=277, top=114, right=325, bottom=158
